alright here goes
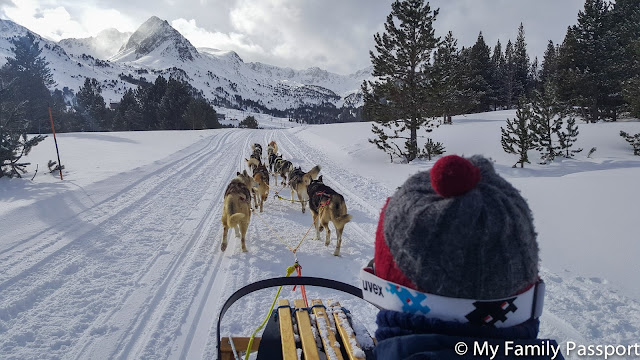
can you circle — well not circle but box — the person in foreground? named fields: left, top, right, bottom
left=360, top=154, right=564, bottom=359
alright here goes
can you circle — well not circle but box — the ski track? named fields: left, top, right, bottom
left=0, top=129, right=244, bottom=359
left=2, top=127, right=638, bottom=360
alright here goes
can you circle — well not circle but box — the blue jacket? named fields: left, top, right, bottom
left=373, top=310, right=564, bottom=360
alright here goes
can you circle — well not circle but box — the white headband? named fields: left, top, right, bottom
left=360, top=268, right=544, bottom=328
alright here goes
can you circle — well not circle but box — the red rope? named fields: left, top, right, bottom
left=292, top=263, right=309, bottom=308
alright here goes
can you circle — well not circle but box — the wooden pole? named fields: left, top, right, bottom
left=48, top=106, right=63, bottom=180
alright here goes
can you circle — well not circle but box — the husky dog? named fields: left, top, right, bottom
left=252, top=163, right=270, bottom=213
left=268, top=152, right=279, bottom=172
left=307, top=176, right=352, bottom=256
left=245, top=152, right=261, bottom=172
left=252, top=143, right=263, bottom=157
left=267, top=141, right=278, bottom=156
left=288, top=165, right=321, bottom=213
left=221, top=170, right=253, bottom=252
left=273, top=157, right=293, bottom=186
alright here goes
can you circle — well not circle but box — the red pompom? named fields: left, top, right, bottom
left=430, top=155, right=481, bottom=197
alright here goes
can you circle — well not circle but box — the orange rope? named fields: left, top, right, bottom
left=293, top=262, right=309, bottom=308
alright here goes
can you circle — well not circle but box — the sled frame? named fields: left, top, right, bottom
left=216, top=276, right=372, bottom=360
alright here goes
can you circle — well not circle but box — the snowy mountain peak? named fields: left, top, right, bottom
left=0, top=18, right=28, bottom=38
left=112, top=16, right=198, bottom=63
left=198, top=47, right=243, bottom=63
left=59, top=28, right=131, bottom=60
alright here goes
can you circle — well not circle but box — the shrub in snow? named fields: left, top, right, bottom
left=620, top=131, right=640, bottom=156
left=419, top=138, right=446, bottom=161
left=47, top=160, right=65, bottom=174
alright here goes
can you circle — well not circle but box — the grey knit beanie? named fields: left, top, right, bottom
left=376, top=154, right=539, bottom=300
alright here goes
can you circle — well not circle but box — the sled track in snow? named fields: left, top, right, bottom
left=0, top=130, right=231, bottom=285
left=106, top=132, right=246, bottom=360
left=0, top=130, right=249, bottom=359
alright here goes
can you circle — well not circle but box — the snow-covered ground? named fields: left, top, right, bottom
left=1, top=110, right=639, bottom=359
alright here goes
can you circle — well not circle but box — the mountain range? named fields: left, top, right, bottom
left=0, top=16, right=372, bottom=113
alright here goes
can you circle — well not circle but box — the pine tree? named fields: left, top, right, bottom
left=468, top=32, right=493, bottom=113
left=0, top=33, right=54, bottom=134
left=49, top=89, right=69, bottom=132
left=557, top=0, right=620, bottom=122
left=501, top=99, right=536, bottom=168
left=183, top=98, right=219, bottom=130
left=0, top=79, right=46, bottom=178
left=113, top=89, right=141, bottom=131
left=362, top=0, right=440, bottom=163
left=430, top=31, right=473, bottom=124
left=159, top=78, right=191, bottom=130
left=613, top=0, right=640, bottom=118
left=530, top=86, right=563, bottom=164
left=239, top=115, right=258, bottom=129
left=623, top=76, right=640, bottom=118
left=557, top=117, right=583, bottom=157
left=513, top=23, right=531, bottom=101
left=530, top=57, right=540, bottom=93
left=138, top=76, right=168, bottom=130
left=491, top=40, right=506, bottom=110
left=503, top=40, right=516, bottom=109
left=76, top=77, right=108, bottom=131
left=540, top=40, right=559, bottom=88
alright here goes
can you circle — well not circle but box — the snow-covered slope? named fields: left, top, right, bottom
left=1, top=111, right=639, bottom=359
left=59, top=28, right=131, bottom=60
left=248, top=62, right=373, bottom=98
left=2, top=17, right=372, bottom=111
left=0, top=18, right=141, bottom=105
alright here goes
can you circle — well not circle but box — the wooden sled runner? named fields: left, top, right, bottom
left=217, top=277, right=375, bottom=360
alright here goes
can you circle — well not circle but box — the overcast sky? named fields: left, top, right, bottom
left=0, top=0, right=585, bottom=75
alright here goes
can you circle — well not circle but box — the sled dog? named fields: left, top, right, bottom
left=245, top=152, right=261, bottom=172
left=288, top=165, right=321, bottom=213
left=268, top=152, right=279, bottom=172
left=267, top=141, right=278, bottom=156
left=221, top=170, right=253, bottom=252
left=307, top=176, right=352, bottom=256
left=273, top=157, right=293, bottom=186
left=252, top=163, right=270, bottom=213
left=252, top=143, right=263, bottom=157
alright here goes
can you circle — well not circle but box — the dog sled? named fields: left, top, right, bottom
left=217, top=276, right=376, bottom=360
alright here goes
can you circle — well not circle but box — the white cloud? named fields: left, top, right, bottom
left=225, top=0, right=371, bottom=73
left=1, top=0, right=136, bottom=40
left=81, top=8, right=136, bottom=35
left=171, top=18, right=264, bottom=55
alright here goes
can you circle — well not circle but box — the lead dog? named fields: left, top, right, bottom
left=307, top=176, right=352, bottom=256
left=221, top=170, right=253, bottom=252
left=252, top=163, right=270, bottom=213
left=288, top=165, right=321, bottom=213
left=267, top=141, right=278, bottom=156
